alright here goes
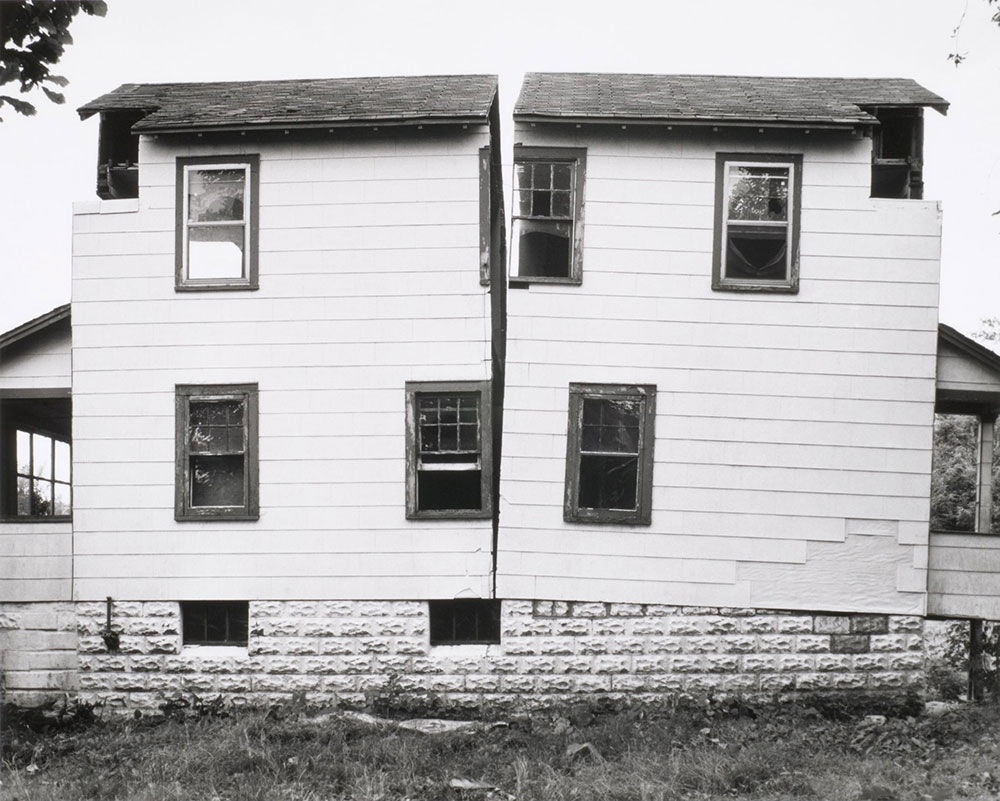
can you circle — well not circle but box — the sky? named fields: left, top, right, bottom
left=1, top=0, right=998, bottom=336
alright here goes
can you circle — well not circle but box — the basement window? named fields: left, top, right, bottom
left=429, top=600, right=501, bottom=645
left=181, top=601, right=249, bottom=646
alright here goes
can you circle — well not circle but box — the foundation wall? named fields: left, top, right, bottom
left=0, top=602, right=79, bottom=706
left=74, top=600, right=924, bottom=713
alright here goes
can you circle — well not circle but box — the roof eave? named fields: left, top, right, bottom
left=132, top=114, right=490, bottom=135
left=0, top=304, right=71, bottom=351
left=939, top=323, right=1000, bottom=377
left=512, top=113, right=867, bottom=130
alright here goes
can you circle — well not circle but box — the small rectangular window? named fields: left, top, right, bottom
left=429, top=599, right=500, bottom=645
left=176, top=155, right=259, bottom=291
left=712, top=154, right=801, bottom=293
left=565, top=384, right=656, bottom=525
left=405, top=381, right=492, bottom=520
left=510, top=147, right=585, bottom=284
left=181, top=601, right=248, bottom=646
left=175, top=384, right=259, bottom=521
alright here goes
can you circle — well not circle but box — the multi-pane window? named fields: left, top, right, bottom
left=713, top=154, right=802, bottom=292
left=405, top=381, right=492, bottom=519
left=181, top=601, right=249, bottom=646
left=565, top=384, right=656, bottom=525
left=429, top=599, right=501, bottom=645
left=510, top=147, right=586, bottom=283
left=176, top=155, right=259, bottom=290
left=14, top=430, right=71, bottom=518
left=175, top=384, right=258, bottom=520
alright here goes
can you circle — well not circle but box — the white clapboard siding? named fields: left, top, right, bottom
left=927, top=533, right=1000, bottom=618
left=498, top=125, right=940, bottom=613
left=71, top=127, right=493, bottom=600
left=0, top=523, right=72, bottom=601
left=0, top=327, right=72, bottom=391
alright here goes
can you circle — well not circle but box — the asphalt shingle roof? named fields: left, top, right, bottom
left=514, top=73, right=948, bottom=126
left=78, top=75, right=498, bottom=132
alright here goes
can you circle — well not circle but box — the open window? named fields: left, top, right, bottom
left=869, top=108, right=925, bottom=199
left=564, top=384, right=656, bottom=525
left=176, top=155, right=259, bottom=291
left=405, top=381, right=492, bottom=519
left=712, top=154, right=802, bottom=293
left=510, top=146, right=586, bottom=285
left=175, top=384, right=259, bottom=521
left=1, top=398, right=72, bottom=520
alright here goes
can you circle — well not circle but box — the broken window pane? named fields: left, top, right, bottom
left=512, top=219, right=572, bottom=278
left=728, top=166, right=788, bottom=221
left=418, top=469, right=482, bottom=511
left=187, top=225, right=245, bottom=280
left=190, top=454, right=245, bottom=507
left=188, top=169, right=246, bottom=223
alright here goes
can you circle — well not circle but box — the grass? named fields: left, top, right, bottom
left=3, top=695, right=1000, bottom=800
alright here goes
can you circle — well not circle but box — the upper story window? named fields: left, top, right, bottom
left=564, top=384, right=656, bottom=525
left=1, top=398, right=72, bottom=521
left=405, top=381, right=492, bottom=520
left=712, top=153, right=802, bottom=294
left=176, top=155, right=259, bottom=291
left=510, top=146, right=586, bottom=285
left=175, top=384, right=259, bottom=521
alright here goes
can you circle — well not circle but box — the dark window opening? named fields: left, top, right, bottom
left=1, top=397, right=72, bottom=520
left=406, top=382, right=492, bottom=520
left=181, top=601, right=249, bottom=646
left=565, top=384, right=656, bottom=525
left=429, top=599, right=501, bottom=645
left=176, top=384, right=258, bottom=521
left=96, top=110, right=143, bottom=200
left=510, top=148, right=585, bottom=284
left=725, top=227, right=788, bottom=280
left=868, top=108, right=924, bottom=200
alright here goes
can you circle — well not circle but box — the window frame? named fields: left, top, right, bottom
left=510, top=145, right=586, bottom=286
left=429, top=599, right=501, bottom=646
left=711, top=153, right=802, bottom=294
left=405, top=380, right=492, bottom=521
left=175, top=383, right=259, bottom=522
left=181, top=600, right=249, bottom=647
left=564, top=383, right=656, bottom=525
left=4, top=425, right=72, bottom=521
left=175, top=154, right=260, bottom=292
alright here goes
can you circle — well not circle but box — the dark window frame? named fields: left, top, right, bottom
left=405, top=380, right=492, bottom=520
left=181, top=600, right=249, bottom=646
left=510, top=145, right=586, bottom=286
left=711, top=153, right=802, bottom=294
left=429, top=599, right=501, bottom=645
left=175, top=383, right=259, bottom=521
left=4, top=425, right=72, bottom=521
left=175, top=154, right=260, bottom=292
left=564, top=383, right=656, bottom=525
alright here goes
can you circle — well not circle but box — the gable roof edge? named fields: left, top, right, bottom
left=939, top=323, right=1000, bottom=377
left=0, top=304, right=71, bottom=351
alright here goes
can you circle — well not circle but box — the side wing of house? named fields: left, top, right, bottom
left=497, top=74, right=946, bottom=616
left=0, top=305, right=73, bottom=602
left=928, top=324, right=1000, bottom=619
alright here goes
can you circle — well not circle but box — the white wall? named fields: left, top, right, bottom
left=71, top=128, right=495, bottom=600
left=497, top=125, right=940, bottom=614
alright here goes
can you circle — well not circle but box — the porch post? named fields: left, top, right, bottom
left=976, top=414, right=995, bottom=534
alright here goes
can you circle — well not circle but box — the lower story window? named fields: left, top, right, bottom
left=1, top=398, right=72, bottom=520
left=429, top=599, right=501, bottom=645
left=564, top=383, right=656, bottom=525
left=181, top=601, right=248, bottom=646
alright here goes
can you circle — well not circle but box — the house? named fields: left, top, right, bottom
left=3, top=72, right=998, bottom=712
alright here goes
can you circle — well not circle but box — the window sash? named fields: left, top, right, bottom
left=13, top=429, right=71, bottom=518
left=722, top=161, right=794, bottom=282
left=182, top=164, right=250, bottom=282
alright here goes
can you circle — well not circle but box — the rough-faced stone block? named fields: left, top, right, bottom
left=181, top=674, right=215, bottom=692
left=777, top=615, right=814, bottom=634
left=775, top=655, right=813, bottom=672
left=551, top=619, right=590, bottom=636
left=851, top=615, right=888, bottom=634
left=533, top=674, right=575, bottom=693
left=609, top=637, right=645, bottom=654
left=646, top=673, right=686, bottom=691
left=612, top=674, right=648, bottom=691
left=591, top=619, right=628, bottom=636
left=409, top=658, right=445, bottom=674
left=465, top=674, right=501, bottom=692
left=758, top=635, right=795, bottom=653
left=286, top=638, right=320, bottom=655
left=645, top=605, right=680, bottom=617
left=504, top=601, right=533, bottom=616
left=829, top=673, right=867, bottom=690
left=356, top=602, right=391, bottom=617
left=720, top=635, right=756, bottom=654
left=610, top=603, right=644, bottom=617
left=741, top=654, right=776, bottom=673
left=501, top=674, right=534, bottom=693
left=704, top=654, right=739, bottom=673
left=501, top=639, right=539, bottom=656
left=267, top=657, right=302, bottom=674
left=594, top=656, right=630, bottom=674
left=814, top=615, right=851, bottom=634
left=671, top=655, right=702, bottom=673
left=686, top=636, right=720, bottom=654
left=532, top=601, right=554, bottom=617
left=687, top=675, right=724, bottom=692
left=742, top=616, right=778, bottom=634
left=341, top=656, right=372, bottom=674
left=319, top=675, right=358, bottom=693
left=572, top=602, right=608, bottom=618
left=724, top=675, right=759, bottom=692
left=646, top=636, right=684, bottom=654
left=559, top=656, right=592, bottom=674
left=357, top=638, right=390, bottom=655
left=869, top=634, right=906, bottom=652
left=572, top=675, right=612, bottom=693
left=318, top=639, right=354, bottom=656
left=795, top=635, right=830, bottom=654
left=371, top=656, right=410, bottom=673
left=704, top=616, right=739, bottom=634
left=830, top=635, right=870, bottom=654
left=522, top=657, right=558, bottom=674
left=868, top=672, right=906, bottom=689
left=888, top=653, right=924, bottom=672
left=286, top=602, right=320, bottom=617
left=539, top=638, right=574, bottom=656
left=888, top=616, right=923, bottom=633
left=815, top=655, right=852, bottom=672
left=251, top=601, right=284, bottom=617
left=633, top=655, right=669, bottom=673
left=393, top=638, right=427, bottom=656
left=217, top=675, right=252, bottom=692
